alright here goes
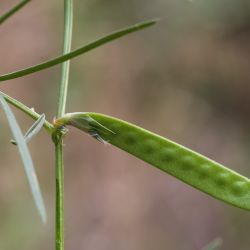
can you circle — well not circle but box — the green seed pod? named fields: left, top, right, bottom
left=55, top=112, right=250, bottom=211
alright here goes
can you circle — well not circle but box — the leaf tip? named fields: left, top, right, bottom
left=41, top=207, right=47, bottom=224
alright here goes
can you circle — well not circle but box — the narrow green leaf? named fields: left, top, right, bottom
left=0, top=95, right=46, bottom=223
left=54, top=112, right=250, bottom=211
left=0, top=19, right=158, bottom=81
left=11, top=113, right=46, bottom=145
left=0, top=0, right=31, bottom=25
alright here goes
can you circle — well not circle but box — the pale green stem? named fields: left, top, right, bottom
left=55, top=1, right=73, bottom=250
left=57, top=0, right=73, bottom=118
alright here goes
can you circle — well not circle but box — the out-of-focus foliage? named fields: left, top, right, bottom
left=1, top=0, right=250, bottom=249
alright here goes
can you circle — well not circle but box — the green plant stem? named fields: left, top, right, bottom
left=57, top=0, right=73, bottom=117
left=0, top=19, right=157, bottom=82
left=55, top=1, right=73, bottom=250
left=55, top=139, right=64, bottom=250
left=0, top=91, right=54, bottom=134
left=0, top=0, right=31, bottom=25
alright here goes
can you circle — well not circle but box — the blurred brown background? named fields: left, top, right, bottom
left=1, top=0, right=250, bottom=249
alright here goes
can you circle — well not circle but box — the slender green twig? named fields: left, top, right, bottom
left=0, top=91, right=54, bottom=133
left=55, top=1, right=73, bottom=250
left=0, top=19, right=158, bottom=82
left=0, top=0, right=31, bottom=25
left=57, top=0, right=73, bottom=117
left=55, top=139, right=64, bottom=250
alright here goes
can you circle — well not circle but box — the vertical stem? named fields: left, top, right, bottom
left=55, top=1, right=73, bottom=250
left=57, top=0, right=73, bottom=118
left=55, top=140, right=64, bottom=250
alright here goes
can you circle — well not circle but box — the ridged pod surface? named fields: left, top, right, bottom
left=55, top=112, right=250, bottom=211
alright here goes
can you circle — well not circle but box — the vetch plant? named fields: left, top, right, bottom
left=0, top=1, right=249, bottom=250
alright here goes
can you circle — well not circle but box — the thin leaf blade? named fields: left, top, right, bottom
left=0, top=0, right=31, bottom=25
left=11, top=113, right=46, bottom=145
left=0, top=19, right=158, bottom=81
left=24, top=113, right=46, bottom=143
left=0, top=95, right=46, bottom=223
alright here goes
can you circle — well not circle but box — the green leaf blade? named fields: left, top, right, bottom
left=23, top=113, right=46, bottom=143
left=0, top=19, right=158, bottom=81
left=11, top=113, right=46, bottom=145
left=0, top=0, right=31, bottom=25
left=0, top=95, right=46, bottom=223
